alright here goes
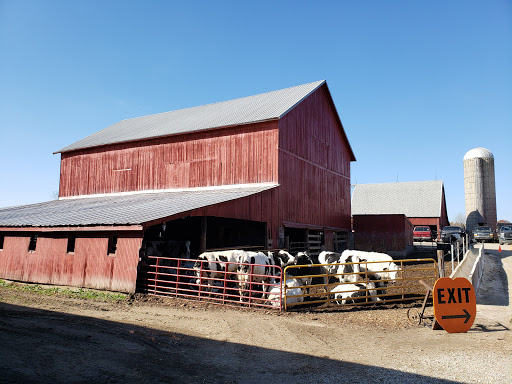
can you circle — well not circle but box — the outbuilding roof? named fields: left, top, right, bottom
left=56, top=80, right=326, bottom=153
left=351, top=180, right=445, bottom=218
left=0, top=183, right=278, bottom=227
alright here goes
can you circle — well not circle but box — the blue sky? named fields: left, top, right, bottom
left=1, top=0, right=511, bottom=222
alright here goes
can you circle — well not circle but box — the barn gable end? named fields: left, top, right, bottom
left=277, top=83, right=354, bottom=233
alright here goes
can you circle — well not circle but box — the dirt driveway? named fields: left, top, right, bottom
left=1, top=246, right=510, bottom=383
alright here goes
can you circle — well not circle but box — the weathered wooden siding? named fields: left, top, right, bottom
left=174, top=85, right=353, bottom=244
left=279, top=84, right=353, bottom=176
left=156, top=85, right=354, bottom=244
left=353, top=214, right=413, bottom=252
left=59, top=121, right=279, bottom=197
left=0, top=232, right=142, bottom=293
left=277, top=84, right=353, bottom=230
left=277, top=152, right=351, bottom=229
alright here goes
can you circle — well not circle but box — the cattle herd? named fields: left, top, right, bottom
left=141, top=242, right=402, bottom=309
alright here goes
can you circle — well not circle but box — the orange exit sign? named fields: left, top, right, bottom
left=433, top=277, right=476, bottom=333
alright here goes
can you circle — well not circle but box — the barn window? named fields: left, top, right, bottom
left=107, top=235, right=118, bottom=256
left=0, top=233, right=4, bottom=250
left=28, top=234, right=38, bottom=252
left=67, top=235, right=76, bottom=254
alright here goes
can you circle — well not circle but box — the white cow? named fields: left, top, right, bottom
left=268, top=278, right=305, bottom=308
left=331, top=281, right=381, bottom=305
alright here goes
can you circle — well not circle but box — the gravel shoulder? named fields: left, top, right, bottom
left=1, top=246, right=510, bottom=383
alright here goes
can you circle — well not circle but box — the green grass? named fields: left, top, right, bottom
left=0, top=279, right=128, bottom=302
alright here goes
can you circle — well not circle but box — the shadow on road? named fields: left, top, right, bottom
left=0, top=303, right=459, bottom=384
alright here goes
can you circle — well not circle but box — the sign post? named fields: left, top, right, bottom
left=433, top=277, right=476, bottom=333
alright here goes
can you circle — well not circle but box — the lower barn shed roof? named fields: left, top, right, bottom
left=0, top=183, right=278, bottom=227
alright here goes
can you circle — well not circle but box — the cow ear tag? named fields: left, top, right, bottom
left=433, top=277, right=476, bottom=333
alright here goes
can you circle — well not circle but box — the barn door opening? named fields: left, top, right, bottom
left=142, top=216, right=202, bottom=259
left=205, top=217, right=266, bottom=251
left=284, top=227, right=307, bottom=254
left=333, top=231, right=349, bottom=252
left=284, top=227, right=325, bottom=258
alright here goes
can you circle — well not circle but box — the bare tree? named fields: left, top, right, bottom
left=450, top=212, right=466, bottom=228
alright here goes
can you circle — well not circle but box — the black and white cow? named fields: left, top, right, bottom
left=330, top=281, right=380, bottom=305
left=193, top=250, right=245, bottom=292
left=236, top=251, right=278, bottom=300
left=283, top=251, right=316, bottom=292
left=273, top=250, right=298, bottom=268
left=317, top=251, right=362, bottom=288
left=341, top=250, right=400, bottom=291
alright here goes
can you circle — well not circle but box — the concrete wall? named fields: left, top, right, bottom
left=450, top=245, right=485, bottom=294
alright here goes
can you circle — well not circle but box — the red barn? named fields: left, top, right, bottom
left=351, top=180, right=450, bottom=240
left=0, top=80, right=355, bottom=292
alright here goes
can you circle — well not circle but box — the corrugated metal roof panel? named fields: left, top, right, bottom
left=0, top=184, right=278, bottom=227
left=56, top=80, right=325, bottom=153
left=351, top=180, right=444, bottom=218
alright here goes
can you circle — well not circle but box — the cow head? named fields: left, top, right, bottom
left=278, top=250, right=296, bottom=267
left=182, top=240, right=191, bottom=259
left=383, top=261, right=400, bottom=280
left=295, top=251, right=312, bottom=265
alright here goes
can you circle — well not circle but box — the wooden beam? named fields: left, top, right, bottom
left=0, top=225, right=143, bottom=233
left=200, top=216, right=207, bottom=254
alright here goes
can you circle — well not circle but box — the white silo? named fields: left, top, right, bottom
left=463, top=147, right=497, bottom=233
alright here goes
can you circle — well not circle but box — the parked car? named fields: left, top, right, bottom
left=439, top=226, right=465, bottom=243
left=413, top=226, right=432, bottom=242
left=472, top=226, right=495, bottom=243
left=498, top=226, right=512, bottom=245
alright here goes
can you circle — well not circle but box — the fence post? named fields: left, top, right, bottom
left=450, top=243, right=454, bottom=271
left=437, top=250, right=445, bottom=278
left=175, top=259, right=180, bottom=297
left=154, top=257, right=160, bottom=293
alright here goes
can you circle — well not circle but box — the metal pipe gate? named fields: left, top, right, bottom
left=137, top=256, right=283, bottom=309
left=282, top=258, right=439, bottom=310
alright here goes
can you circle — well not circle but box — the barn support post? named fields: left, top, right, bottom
left=200, top=216, right=207, bottom=254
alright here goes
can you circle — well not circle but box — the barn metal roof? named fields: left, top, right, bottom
left=0, top=183, right=278, bottom=227
left=56, top=80, right=326, bottom=153
left=351, top=180, right=445, bottom=218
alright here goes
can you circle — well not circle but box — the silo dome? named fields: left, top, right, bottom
left=463, top=147, right=494, bottom=161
